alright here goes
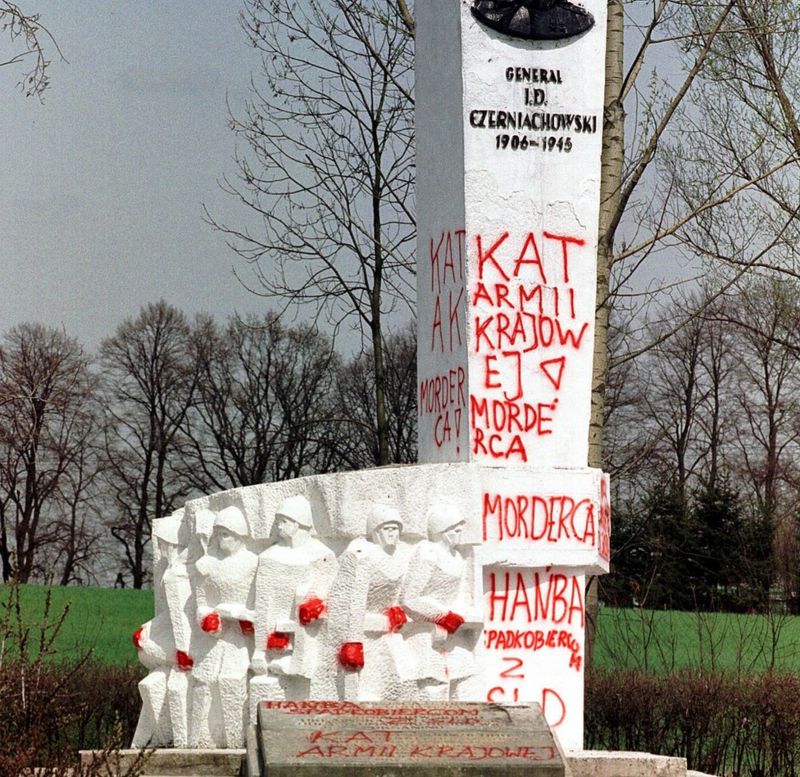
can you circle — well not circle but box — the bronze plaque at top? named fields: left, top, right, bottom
left=471, top=0, right=594, bottom=41
left=257, top=701, right=566, bottom=777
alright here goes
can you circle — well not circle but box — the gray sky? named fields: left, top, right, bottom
left=2, top=2, right=269, bottom=349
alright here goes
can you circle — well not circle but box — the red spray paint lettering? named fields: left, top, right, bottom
left=482, top=492, right=597, bottom=545
left=487, top=570, right=585, bottom=627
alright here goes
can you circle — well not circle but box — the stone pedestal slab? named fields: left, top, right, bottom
left=257, top=701, right=566, bottom=776
left=567, top=751, right=688, bottom=777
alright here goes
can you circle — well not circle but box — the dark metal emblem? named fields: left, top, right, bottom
left=471, top=0, right=594, bottom=41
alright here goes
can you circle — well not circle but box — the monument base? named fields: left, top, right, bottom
left=255, top=701, right=567, bottom=776
left=79, top=746, right=709, bottom=777
left=567, top=751, right=688, bottom=777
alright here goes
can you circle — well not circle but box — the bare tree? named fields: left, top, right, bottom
left=335, top=325, right=417, bottom=469
left=726, top=278, right=800, bottom=529
left=50, top=434, right=106, bottom=586
left=584, top=0, right=800, bottom=652
left=180, top=314, right=341, bottom=492
left=99, top=301, right=198, bottom=589
left=0, top=323, right=96, bottom=582
left=210, top=0, right=415, bottom=466
left=1, top=2, right=60, bottom=97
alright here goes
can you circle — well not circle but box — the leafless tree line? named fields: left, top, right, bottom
left=604, top=276, right=800, bottom=611
left=0, top=302, right=416, bottom=588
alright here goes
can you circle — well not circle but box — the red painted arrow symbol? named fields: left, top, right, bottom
left=540, top=357, right=566, bottom=390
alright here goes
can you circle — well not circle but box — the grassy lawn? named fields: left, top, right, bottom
left=5, top=583, right=800, bottom=674
left=594, top=605, right=800, bottom=674
left=0, top=583, right=153, bottom=665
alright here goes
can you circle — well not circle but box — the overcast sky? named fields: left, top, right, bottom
left=2, top=2, right=271, bottom=350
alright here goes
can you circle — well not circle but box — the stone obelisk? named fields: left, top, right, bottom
left=416, top=0, right=610, bottom=750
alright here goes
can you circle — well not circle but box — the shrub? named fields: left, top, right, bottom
left=0, top=582, right=146, bottom=773
left=587, top=668, right=800, bottom=777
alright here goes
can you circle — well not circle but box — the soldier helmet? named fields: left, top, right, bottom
left=214, top=505, right=249, bottom=537
left=366, top=503, right=403, bottom=535
left=427, top=502, right=465, bottom=537
left=275, top=494, right=314, bottom=529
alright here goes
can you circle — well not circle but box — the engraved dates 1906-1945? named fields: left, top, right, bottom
left=471, top=0, right=594, bottom=41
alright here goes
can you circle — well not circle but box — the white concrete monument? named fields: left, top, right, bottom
left=133, top=0, right=610, bottom=756
left=414, top=0, right=610, bottom=749
left=132, top=510, right=194, bottom=748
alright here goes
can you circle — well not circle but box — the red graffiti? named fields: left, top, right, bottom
left=132, top=626, right=144, bottom=649
left=471, top=395, right=562, bottom=462
left=428, top=229, right=466, bottom=355
left=307, top=729, right=394, bottom=744
left=435, top=611, right=465, bottom=634
left=201, top=611, right=221, bottom=633
left=405, top=744, right=556, bottom=761
left=338, top=642, right=365, bottom=670
left=542, top=688, right=567, bottom=727
left=419, top=368, right=466, bottom=415
left=430, top=229, right=466, bottom=294
left=476, top=230, right=581, bottom=283
left=471, top=396, right=556, bottom=436
left=298, top=597, right=326, bottom=625
left=266, top=701, right=481, bottom=725
left=294, top=740, right=557, bottom=761
left=487, top=570, right=585, bottom=627
left=295, top=744, right=398, bottom=759
left=469, top=229, right=590, bottom=461
left=473, top=281, right=562, bottom=316
left=499, top=656, right=525, bottom=678
left=385, top=606, right=408, bottom=633
left=487, top=685, right=520, bottom=702
left=599, top=475, right=611, bottom=561
left=418, top=367, right=466, bottom=452
left=472, top=427, right=529, bottom=461
left=540, top=357, right=566, bottom=390
left=430, top=287, right=464, bottom=353
left=482, top=492, right=597, bottom=545
left=485, top=630, right=582, bottom=671
left=175, top=650, right=194, bottom=671
left=473, top=311, right=589, bottom=352
left=267, top=632, right=291, bottom=651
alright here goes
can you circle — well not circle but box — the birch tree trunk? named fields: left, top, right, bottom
left=585, top=0, right=625, bottom=665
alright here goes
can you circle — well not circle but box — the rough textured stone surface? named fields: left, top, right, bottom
left=134, top=463, right=608, bottom=751
left=566, top=751, right=687, bottom=777
left=257, top=701, right=565, bottom=776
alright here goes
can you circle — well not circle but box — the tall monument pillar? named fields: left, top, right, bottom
left=416, top=0, right=610, bottom=750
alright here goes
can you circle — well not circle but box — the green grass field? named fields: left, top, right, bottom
left=594, top=605, right=800, bottom=674
left=4, top=583, right=800, bottom=673
left=1, top=583, right=154, bottom=665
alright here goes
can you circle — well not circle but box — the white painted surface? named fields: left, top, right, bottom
left=133, top=463, right=607, bottom=751
left=135, top=0, right=610, bottom=755
left=416, top=1, right=469, bottom=464
left=417, top=0, right=607, bottom=469
left=413, top=0, right=609, bottom=751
